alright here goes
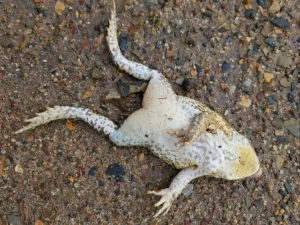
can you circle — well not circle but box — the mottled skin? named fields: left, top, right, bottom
left=15, top=1, right=261, bottom=217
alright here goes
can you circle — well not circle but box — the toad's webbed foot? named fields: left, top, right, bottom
left=147, top=188, right=174, bottom=217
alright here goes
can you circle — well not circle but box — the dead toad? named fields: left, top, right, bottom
left=15, top=1, right=262, bottom=217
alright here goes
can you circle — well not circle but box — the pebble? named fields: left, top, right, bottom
left=97, top=180, right=105, bottom=186
left=119, top=34, right=128, bottom=52
left=271, top=17, right=291, bottom=29
left=257, top=0, right=266, bottom=8
left=268, top=0, right=280, bottom=14
left=276, top=54, right=293, bottom=68
left=278, top=189, right=287, bottom=197
left=105, top=88, right=121, bottom=100
left=88, top=167, right=97, bottom=177
left=181, top=78, right=197, bottom=91
left=175, top=57, right=185, bottom=66
left=245, top=9, right=255, bottom=19
left=284, top=183, right=293, bottom=194
left=285, top=123, right=300, bottom=138
left=279, top=77, right=290, bottom=88
left=263, top=72, right=274, bottom=83
left=182, top=183, right=194, bottom=197
left=275, top=155, right=284, bottom=169
left=15, top=164, right=23, bottom=174
left=7, top=215, right=21, bottom=225
left=256, top=91, right=265, bottom=101
left=229, top=85, right=236, bottom=96
left=290, top=82, right=296, bottom=92
left=243, top=77, right=251, bottom=88
left=271, top=118, right=284, bottom=129
left=238, top=96, right=252, bottom=109
left=276, top=136, right=289, bottom=145
left=265, top=37, right=276, bottom=47
left=156, top=41, right=161, bottom=49
left=117, top=80, right=147, bottom=97
left=105, top=163, right=126, bottom=176
left=266, top=95, right=277, bottom=105
left=221, top=61, right=230, bottom=73
left=91, top=67, right=105, bottom=79
left=287, top=93, right=294, bottom=103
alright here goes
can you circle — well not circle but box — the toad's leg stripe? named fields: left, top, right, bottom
left=15, top=106, right=118, bottom=135
left=107, top=1, right=153, bottom=81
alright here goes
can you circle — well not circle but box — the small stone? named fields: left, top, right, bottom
left=92, top=67, right=105, bottom=79
left=271, top=118, right=284, bottom=129
left=34, top=219, right=44, bottom=225
left=55, top=1, right=66, bottom=16
left=175, top=57, right=185, bottom=66
left=15, top=164, right=23, bottom=174
left=229, top=85, right=236, bottom=96
left=274, top=129, right=284, bottom=136
left=119, top=34, right=128, bottom=53
left=287, top=93, right=294, bottom=103
left=284, top=120, right=300, bottom=138
left=182, top=78, right=197, bottom=91
left=238, top=96, right=252, bottom=109
left=156, top=41, right=161, bottom=49
left=245, top=9, right=255, bottom=19
left=266, top=95, right=277, bottom=105
left=257, top=0, right=266, bottom=8
left=256, top=91, right=265, bottom=101
left=138, top=152, right=144, bottom=161
left=220, top=82, right=228, bottom=91
left=182, top=183, right=194, bottom=197
left=276, top=136, right=289, bottom=145
left=221, top=61, right=230, bottom=73
left=175, top=78, right=184, bottom=85
left=279, top=77, right=290, bottom=88
left=265, top=37, right=276, bottom=47
left=269, top=0, right=280, bottom=14
left=117, top=80, right=147, bottom=97
left=97, top=180, right=105, bottom=186
left=278, top=189, right=287, bottom=197
left=271, top=17, right=291, bottom=29
left=105, top=88, right=121, bottom=99
left=263, top=72, right=274, bottom=83
left=290, top=82, right=296, bottom=92
left=165, top=48, right=176, bottom=58
left=88, top=167, right=97, bottom=177
left=243, top=77, right=252, bottom=88
left=275, top=156, right=284, bottom=169
left=106, top=163, right=126, bottom=176
left=82, top=90, right=92, bottom=100
left=7, top=215, right=21, bottom=225
left=276, top=54, right=293, bottom=68
left=284, top=183, right=293, bottom=194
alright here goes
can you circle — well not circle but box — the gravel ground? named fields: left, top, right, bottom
left=0, top=0, right=299, bottom=224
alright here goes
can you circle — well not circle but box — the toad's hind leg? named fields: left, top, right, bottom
left=107, top=1, right=153, bottom=81
left=15, top=106, right=118, bottom=135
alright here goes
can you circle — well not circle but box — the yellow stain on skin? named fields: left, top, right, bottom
left=233, top=146, right=259, bottom=178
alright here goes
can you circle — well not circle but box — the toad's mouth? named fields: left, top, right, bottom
left=249, top=166, right=262, bottom=178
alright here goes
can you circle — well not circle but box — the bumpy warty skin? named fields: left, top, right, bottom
left=15, top=0, right=261, bottom=218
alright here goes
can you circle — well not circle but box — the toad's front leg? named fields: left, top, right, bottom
left=147, top=166, right=203, bottom=217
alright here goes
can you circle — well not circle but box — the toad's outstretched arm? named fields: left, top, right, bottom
left=148, top=166, right=203, bottom=217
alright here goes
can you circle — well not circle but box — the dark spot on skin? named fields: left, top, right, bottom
left=145, top=134, right=148, bottom=138
left=218, top=145, right=222, bottom=148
